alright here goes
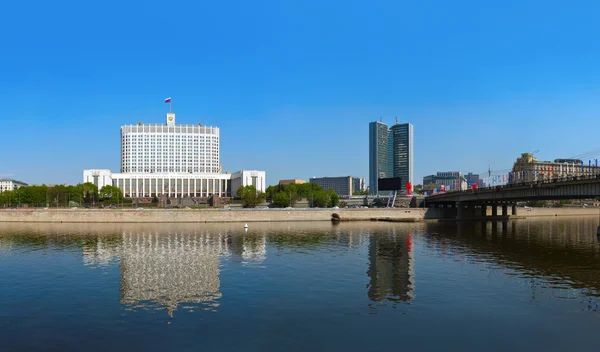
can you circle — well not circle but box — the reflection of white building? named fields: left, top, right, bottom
left=82, top=238, right=120, bottom=267
left=241, top=234, right=267, bottom=266
left=82, top=231, right=231, bottom=316
left=83, top=112, right=266, bottom=198
left=119, top=232, right=228, bottom=314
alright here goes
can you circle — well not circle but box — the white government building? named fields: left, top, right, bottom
left=84, top=112, right=265, bottom=198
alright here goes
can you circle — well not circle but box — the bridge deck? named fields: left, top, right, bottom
left=426, top=174, right=600, bottom=204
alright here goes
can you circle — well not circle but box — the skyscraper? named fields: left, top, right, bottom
left=369, top=121, right=390, bottom=195
left=389, top=123, right=414, bottom=191
left=369, top=120, right=414, bottom=195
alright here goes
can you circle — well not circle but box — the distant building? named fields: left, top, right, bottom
left=368, top=120, right=414, bottom=195
left=309, top=176, right=365, bottom=196
left=423, top=171, right=467, bottom=191
left=511, top=153, right=598, bottom=184
left=0, top=179, right=28, bottom=193
left=465, top=172, right=484, bottom=188
left=278, top=179, right=306, bottom=186
left=353, top=177, right=365, bottom=193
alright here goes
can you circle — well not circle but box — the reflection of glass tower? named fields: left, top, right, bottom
left=367, top=231, right=415, bottom=302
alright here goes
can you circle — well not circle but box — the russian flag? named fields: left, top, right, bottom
left=165, top=97, right=172, bottom=103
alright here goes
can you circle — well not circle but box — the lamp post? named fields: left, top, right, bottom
left=531, top=150, right=540, bottom=183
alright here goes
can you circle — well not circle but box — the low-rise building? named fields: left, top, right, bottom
left=309, top=176, right=365, bottom=196
left=423, top=172, right=467, bottom=191
left=511, top=153, right=598, bottom=183
left=83, top=169, right=265, bottom=199
left=0, top=179, right=28, bottom=193
left=465, top=172, right=484, bottom=188
left=278, top=179, right=306, bottom=186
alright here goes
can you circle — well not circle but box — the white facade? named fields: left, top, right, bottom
left=231, top=170, right=266, bottom=196
left=120, top=113, right=220, bottom=174
left=0, top=179, right=28, bottom=193
left=83, top=169, right=265, bottom=198
left=84, top=111, right=265, bottom=199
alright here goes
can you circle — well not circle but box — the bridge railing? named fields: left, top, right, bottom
left=427, top=173, right=600, bottom=197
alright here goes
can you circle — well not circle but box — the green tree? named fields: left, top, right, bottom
left=0, top=190, right=15, bottom=207
left=265, top=185, right=280, bottom=202
left=328, top=188, right=340, bottom=207
left=272, top=191, right=291, bottom=208
left=81, top=182, right=99, bottom=206
left=99, top=185, right=122, bottom=204
left=236, top=185, right=265, bottom=208
left=312, top=191, right=329, bottom=208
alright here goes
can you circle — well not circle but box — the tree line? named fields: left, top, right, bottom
left=233, top=182, right=340, bottom=208
left=0, top=183, right=125, bottom=208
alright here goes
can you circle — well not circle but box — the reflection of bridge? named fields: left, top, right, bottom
left=425, top=220, right=600, bottom=296
left=425, top=175, right=600, bottom=220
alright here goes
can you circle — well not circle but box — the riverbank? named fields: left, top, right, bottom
left=0, top=208, right=426, bottom=223
left=0, top=207, right=598, bottom=223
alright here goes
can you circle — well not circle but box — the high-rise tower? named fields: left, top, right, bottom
left=389, top=123, right=414, bottom=191
left=369, top=121, right=390, bottom=195
left=369, top=121, right=414, bottom=195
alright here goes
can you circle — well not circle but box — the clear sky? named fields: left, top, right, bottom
left=2, top=0, right=600, bottom=186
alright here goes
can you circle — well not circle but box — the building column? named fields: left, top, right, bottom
left=188, top=178, right=191, bottom=198
left=142, top=178, right=145, bottom=198
left=511, top=204, right=517, bottom=216
left=502, top=205, right=508, bottom=216
left=168, top=178, right=171, bottom=198
left=492, top=204, right=498, bottom=217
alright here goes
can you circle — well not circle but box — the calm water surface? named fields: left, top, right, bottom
left=1, top=219, right=600, bottom=351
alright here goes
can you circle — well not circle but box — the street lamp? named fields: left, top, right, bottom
left=531, top=150, right=540, bottom=183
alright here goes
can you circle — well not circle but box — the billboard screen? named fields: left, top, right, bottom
left=378, top=177, right=402, bottom=191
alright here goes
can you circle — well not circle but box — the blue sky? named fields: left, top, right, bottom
left=1, top=0, right=600, bottom=186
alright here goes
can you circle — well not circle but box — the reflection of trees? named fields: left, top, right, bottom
left=367, top=230, right=415, bottom=303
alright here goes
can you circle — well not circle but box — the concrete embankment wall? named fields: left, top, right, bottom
left=0, top=208, right=427, bottom=223
left=517, top=207, right=599, bottom=217
left=0, top=207, right=596, bottom=223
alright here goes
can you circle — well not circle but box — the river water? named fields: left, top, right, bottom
left=1, top=219, right=600, bottom=351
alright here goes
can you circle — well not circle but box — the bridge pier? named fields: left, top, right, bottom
left=512, top=205, right=517, bottom=216
left=456, top=202, right=476, bottom=220
left=480, top=204, right=487, bottom=217
left=502, top=205, right=508, bottom=217
left=492, top=205, right=498, bottom=217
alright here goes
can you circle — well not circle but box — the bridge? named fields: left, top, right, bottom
left=425, top=174, right=600, bottom=220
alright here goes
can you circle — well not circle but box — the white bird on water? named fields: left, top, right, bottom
left=244, top=223, right=248, bottom=229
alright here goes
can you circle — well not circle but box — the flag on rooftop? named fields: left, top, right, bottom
left=164, top=97, right=172, bottom=103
